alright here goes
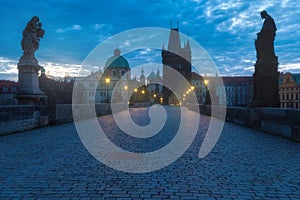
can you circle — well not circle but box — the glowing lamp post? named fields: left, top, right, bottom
left=134, top=88, right=138, bottom=103
left=124, top=85, right=128, bottom=104
left=204, top=79, right=209, bottom=86
left=204, top=79, right=210, bottom=105
left=105, top=77, right=110, bottom=103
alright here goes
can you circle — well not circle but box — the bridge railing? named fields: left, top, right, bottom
left=186, top=103, right=300, bottom=142
left=0, top=105, right=48, bottom=135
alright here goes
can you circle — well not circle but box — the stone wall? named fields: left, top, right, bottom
left=187, top=104, right=300, bottom=142
left=50, top=102, right=153, bottom=124
left=0, top=105, right=48, bottom=135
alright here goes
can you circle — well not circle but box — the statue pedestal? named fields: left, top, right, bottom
left=15, top=64, right=46, bottom=105
left=252, top=59, right=279, bottom=107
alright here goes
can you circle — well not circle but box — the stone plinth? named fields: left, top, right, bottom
left=252, top=59, right=279, bottom=108
left=15, top=64, right=46, bottom=105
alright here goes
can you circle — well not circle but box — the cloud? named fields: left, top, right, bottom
left=56, top=24, right=82, bottom=33
left=0, top=57, right=18, bottom=80
left=94, top=23, right=113, bottom=31
left=279, top=63, right=300, bottom=73
left=41, top=61, right=90, bottom=78
left=71, top=25, right=82, bottom=30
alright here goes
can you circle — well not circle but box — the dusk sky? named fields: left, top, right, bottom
left=0, top=0, right=299, bottom=81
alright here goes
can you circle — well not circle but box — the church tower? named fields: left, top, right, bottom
left=140, top=67, right=145, bottom=85
left=162, top=24, right=191, bottom=104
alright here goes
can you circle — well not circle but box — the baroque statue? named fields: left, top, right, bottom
left=19, top=16, right=45, bottom=66
left=254, top=10, right=277, bottom=61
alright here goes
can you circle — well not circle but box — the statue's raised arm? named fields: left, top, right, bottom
left=20, top=16, right=45, bottom=66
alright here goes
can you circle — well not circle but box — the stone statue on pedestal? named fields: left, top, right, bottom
left=16, top=16, right=46, bottom=105
left=252, top=11, right=279, bottom=108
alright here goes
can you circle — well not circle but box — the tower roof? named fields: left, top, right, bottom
left=167, top=28, right=181, bottom=52
left=147, top=71, right=157, bottom=79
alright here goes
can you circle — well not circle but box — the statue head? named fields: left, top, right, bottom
left=31, top=16, right=40, bottom=23
left=260, top=10, right=268, bottom=19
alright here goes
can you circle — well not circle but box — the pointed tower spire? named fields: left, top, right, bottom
left=186, top=38, right=191, bottom=50
left=168, top=26, right=181, bottom=52
left=114, top=47, right=120, bottom=56
left=140, top=67, right=145, bottom=85
left=157, top=66, right=160, bottom=78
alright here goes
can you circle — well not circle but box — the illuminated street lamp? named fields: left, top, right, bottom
left=124, top=85, right=128, bottom=104
left=133, top=88, right=138, bottom=103
left=204, top=79, right=209, bottom=86
left=191, top=86, right=195, bottom=90
left=153, top=94, right=157, bottom=103
left=105, top=77, right=110, bottom=103
left=141, top=90, right=145, bottom=94
left=204, top=79, right=210, bottom=105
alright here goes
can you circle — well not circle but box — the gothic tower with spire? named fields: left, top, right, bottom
left=162, top=24, right=191, bottom=104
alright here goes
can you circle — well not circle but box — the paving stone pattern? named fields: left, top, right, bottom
left=1, top=106, right=300, bottom=199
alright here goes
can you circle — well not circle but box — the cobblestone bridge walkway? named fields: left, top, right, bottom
left=1, top=106, right=300, bottom=199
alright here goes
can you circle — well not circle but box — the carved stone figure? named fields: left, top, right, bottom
left=20, top=16, right=45, bottom=66
left=254, top=10, right=277, bottom=61
left=16, top=16, right=46, bottom=105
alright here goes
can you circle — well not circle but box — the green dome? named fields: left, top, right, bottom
left=105, top=55, right=129, bottom=69
left=41, top=67, right=45, bottom=73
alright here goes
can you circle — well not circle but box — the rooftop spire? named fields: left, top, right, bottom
left=186, top=38, right=191, bottom=50
left=114, top=48, right=120, bottom=56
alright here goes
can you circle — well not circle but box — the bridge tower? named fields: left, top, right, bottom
left=162, top=24, right=191, bottom=105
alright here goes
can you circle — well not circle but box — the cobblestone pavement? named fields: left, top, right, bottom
left=1, top=106, right=300, bottom=199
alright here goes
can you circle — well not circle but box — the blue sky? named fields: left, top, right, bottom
left=0, top=0, right=299, bottom=81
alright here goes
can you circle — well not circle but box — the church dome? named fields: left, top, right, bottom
left=41, top=67, right=45, bottom=72
left=105, top=48, right=129, bottom=69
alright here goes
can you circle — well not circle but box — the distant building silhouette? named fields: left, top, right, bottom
left=222, top=76, right=253, bottom=107
left=74, top=71, right=102, bottom=104
left=39, top=68, right=74, bottom=104
left=0, top=80, right=18, bottom=105
left=191, top=72, right=206, bottom=104
left=162, top=25, right=191, bottom=104
left=279, top=72, right=300, bottom=109
left=204, top=75, right=253, bottom=107
left=146, top=68, right=163, bottom=103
